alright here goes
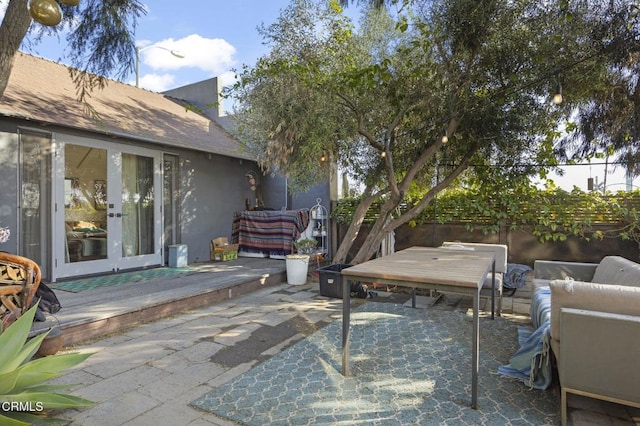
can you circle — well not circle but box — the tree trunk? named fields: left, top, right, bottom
left=333, top=185, right=382, bottom=263
left=348, top=154, right=473, bottom=264
left=0, top=0, right=32, bottom=98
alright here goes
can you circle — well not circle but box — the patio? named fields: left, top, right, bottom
left=40, top=258, right=640, bottom=424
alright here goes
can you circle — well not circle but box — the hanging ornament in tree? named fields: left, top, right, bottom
left=29, top=0, right=63, bottom=26
left=60, top=0, right=80, bottom=5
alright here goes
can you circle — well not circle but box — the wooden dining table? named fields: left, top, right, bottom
left=340, top=246, right=496, bottom=409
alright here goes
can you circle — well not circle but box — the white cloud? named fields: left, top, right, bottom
left=137, top=73, right=177, bottom=92
left=140, top=34, right=236, bottom=76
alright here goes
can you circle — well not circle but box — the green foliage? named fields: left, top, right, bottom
left=1, top=0, right=146, bottom=104
left=293, top=238, right=319, bottom=254
left=335, top=183, right=640, bottom=246
left=226, top=0, right=640, bottom=262
left=0, top=305, right=93, bottom=425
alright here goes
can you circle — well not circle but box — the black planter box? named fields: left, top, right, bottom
left=318, top=263, right=352, bottom=298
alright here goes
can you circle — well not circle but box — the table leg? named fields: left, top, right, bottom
left=412, top=288, right=416, bottom=308
left=342, top=278, right=351, bottom=376
left=472, top=290, right=479, bottom=409
left=491, top=260, right=496, bottom=320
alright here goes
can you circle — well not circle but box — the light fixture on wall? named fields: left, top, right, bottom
left=245, top=172, right=257, bottom=191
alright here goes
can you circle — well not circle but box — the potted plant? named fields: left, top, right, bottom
left=293, top=238, right=318, bottom=255
left=286, top=238, right=318, bottom=285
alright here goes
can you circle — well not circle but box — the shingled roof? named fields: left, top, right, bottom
left=0, top=52, right=253, bottom=160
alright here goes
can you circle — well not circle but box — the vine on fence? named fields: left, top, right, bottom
left=334, top=186, right=640, bottom=247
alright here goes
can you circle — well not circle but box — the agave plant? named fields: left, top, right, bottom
left=0, top=304, right=93, bottom=425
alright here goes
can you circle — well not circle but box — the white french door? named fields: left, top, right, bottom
left=53, top=135, right=163, bottom=280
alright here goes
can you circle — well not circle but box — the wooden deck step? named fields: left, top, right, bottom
left=52, top=258, right=287, bottom=346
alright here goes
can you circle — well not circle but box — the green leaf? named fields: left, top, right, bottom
left=0, top=305, right=38, bottom=373
left=9, top=391, right=94, bottom=409
left=8, top=332, right=50, bottom=373
left=13, top=353, right=92, bottom=389
left=0, top=408, right=72, bottom=425
left=0, top=370, right=19, bottom=395
left=0, top=412, right=30, bottom=426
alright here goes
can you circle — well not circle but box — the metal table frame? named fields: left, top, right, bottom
left=341, top=246, right=495, bottom=409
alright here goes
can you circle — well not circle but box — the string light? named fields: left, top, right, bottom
left=553, top=82, right=563, bottom=105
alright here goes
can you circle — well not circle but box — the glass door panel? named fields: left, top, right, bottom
left=53, top=136, right=162, bottom=281
left=18, top=131, right=51, bottom=278
left=163, top=154, right=179, bottom=264
left=121, top=153, right=155, bottom=257
left=63, top=144, right=108, bottom=264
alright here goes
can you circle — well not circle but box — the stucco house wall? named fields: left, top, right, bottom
left=0, top=53, right=328, bottom=281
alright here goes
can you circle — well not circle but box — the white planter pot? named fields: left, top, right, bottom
left=286, top=254, right=310, bottom=285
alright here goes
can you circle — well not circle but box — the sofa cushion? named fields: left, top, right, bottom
left=482, top=274, right=503, bottom=291
left=441, top=242, right=508, bottom=274
left=549, top=279, right=640, bottom=341
left=592, top=256, right=640, bottom=287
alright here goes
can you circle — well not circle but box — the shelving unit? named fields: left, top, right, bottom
left=309, top=198, right=328, bottom=258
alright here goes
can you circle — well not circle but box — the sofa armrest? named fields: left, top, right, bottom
left=549, top=280, right=640, bottom=341
left=559, top=307, right=640, bottom=406
left=534, top=260, right=597, bottom=281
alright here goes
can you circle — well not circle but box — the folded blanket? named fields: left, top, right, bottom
left=498, top=320, right=552, bottom=390
left=503, top=263, right=533, bottom=289
left=530, top=286, right=551, bottom=329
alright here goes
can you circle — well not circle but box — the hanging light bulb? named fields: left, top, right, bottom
left=552, top=81, right=563, bottom=105
left=441, top=132, right=448, bottom=144
left=381, top=151, right=387, bottom=158
left=320, top=152, right=327, bottom=162
left=29, top=0, right=63, bottom=26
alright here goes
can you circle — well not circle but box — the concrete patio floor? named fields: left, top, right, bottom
left=37, top=258, right=640, bottom=425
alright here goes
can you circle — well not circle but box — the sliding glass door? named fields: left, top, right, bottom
left=18, top=131, right=52, bottom=278
left=53, top=135, right=162, bottom=280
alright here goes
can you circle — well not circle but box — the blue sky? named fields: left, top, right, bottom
left=8, top=0, right=361, bottom=94
left=1, top=0, right=636, bottom=190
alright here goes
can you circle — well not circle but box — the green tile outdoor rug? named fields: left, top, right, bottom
left=191, top=302, right=560, bottom=425
left=50, top=267, right=197, bottom=292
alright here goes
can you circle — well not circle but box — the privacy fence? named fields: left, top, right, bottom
left=333, top=188, right=640, bottom=265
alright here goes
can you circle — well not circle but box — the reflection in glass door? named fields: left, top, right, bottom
left=121, top=153, right=155, bottom=258
left=63, top=145, right=108, bottom=264
left=18, top=131, right=51, bottom=278
left=163, top=154, right=180, bottom=264
left=54, top=137, right=162, bottom=281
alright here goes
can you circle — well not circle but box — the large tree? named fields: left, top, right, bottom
left=0, top=0, right=145, bottom=101
left=229, top=0, right=637, bottom=264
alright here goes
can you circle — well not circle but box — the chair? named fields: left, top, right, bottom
left=440, top=241, right=508, bottom=317
left=0, top=252, right=42, bottom=328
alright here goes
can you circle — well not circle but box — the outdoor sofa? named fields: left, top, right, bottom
left=531, top=255, right=640, bottom=425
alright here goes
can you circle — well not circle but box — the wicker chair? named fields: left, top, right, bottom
left=0, top=252, right=42, bottom=329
